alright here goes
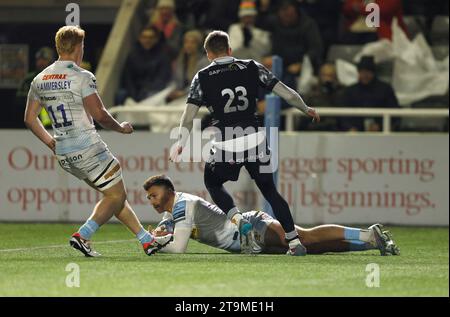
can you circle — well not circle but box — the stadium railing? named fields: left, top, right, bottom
left=283, top=107, right=449, bottom=133
left=108, top=106, right=449, bottom=134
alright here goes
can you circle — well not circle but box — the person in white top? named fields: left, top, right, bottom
left=228, top=1, right=271, bottom=62
left=24, top=25, right=172, bottom=257
left=143, top=174, right=400, bottom=256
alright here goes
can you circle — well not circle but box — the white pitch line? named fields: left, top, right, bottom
left=0, top=239, right=135, bottom=253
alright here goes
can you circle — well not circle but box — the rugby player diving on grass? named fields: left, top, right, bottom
left=143, top=175, right=400, bottom=255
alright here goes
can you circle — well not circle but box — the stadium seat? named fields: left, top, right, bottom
left=432, top=45, right=449, bottom=60
left=411, top=94, right=449, bottom=109
left=400, top=93, right=449, bottom=132
left=403, top=15, right=427, bottom=38
left=430, top=15, right=449, bottom=45
left=326, top=45, right=363, bottom=63
left=399, top=116, right=448, bottom=132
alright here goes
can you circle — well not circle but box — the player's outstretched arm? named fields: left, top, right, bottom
left=83, top=93, right=133, bottom=134
left=272, top=81, right=320, bottom=123
left=24, top=97, right=55, bottom=153
left=169, top=103, right=199, bottom=162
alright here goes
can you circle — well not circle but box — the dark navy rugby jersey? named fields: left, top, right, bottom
left=187, top=56, right=279, bottom=132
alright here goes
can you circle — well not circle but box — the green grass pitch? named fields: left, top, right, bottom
left=0, top=223, right=447, bottom=296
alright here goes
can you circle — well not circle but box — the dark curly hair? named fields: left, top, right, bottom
left=143, top=174, right=175, bottom=192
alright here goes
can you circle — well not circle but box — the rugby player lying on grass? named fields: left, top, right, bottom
left=143, top=175, right=400, bottom=255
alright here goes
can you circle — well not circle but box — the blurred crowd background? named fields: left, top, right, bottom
left=0, top=0, right=448, bottom=132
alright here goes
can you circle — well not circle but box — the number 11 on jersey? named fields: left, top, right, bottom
left=47, top=104, right=73, bottom=128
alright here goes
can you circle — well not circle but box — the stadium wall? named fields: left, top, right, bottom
left=0, top=130, right=448, bottom=226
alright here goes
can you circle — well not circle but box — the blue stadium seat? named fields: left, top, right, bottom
left=326, top=45, right=363, bottom=63
left=430, top=15, right=449, bottom=45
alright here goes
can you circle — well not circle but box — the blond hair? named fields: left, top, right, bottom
left=184, top=30, right=203, bottom=44
left=55, top=25, right=85, bottom=55
left=149, top=3, right=179, bottom=26
left=177, top=30, right=204, bottom=82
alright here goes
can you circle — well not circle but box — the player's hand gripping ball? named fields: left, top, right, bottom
left=149, top=219, right=175, bottom=237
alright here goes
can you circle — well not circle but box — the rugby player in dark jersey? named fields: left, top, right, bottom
left=169, top=31, right=320, bottom=256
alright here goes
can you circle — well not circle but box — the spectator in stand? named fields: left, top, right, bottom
left=260, top=0, right=324, bottom=92
left=341, top=0, right=409, bottom=44
left=16, top=47, right=55, bottom=102
left=166, top=30, right=209, bottom=103
left=257, top=0, right=277, bottom=14
left=339, top=56, right=400, bottom=132
left=15, top=47, right=55, bottom=128
left=299, top=63, right=344, bottom=131
left=121, top=27, right=172, bottom=103
left=228, top=1, right=271, bottom=62
left=149, top=0, right=185, bottom=60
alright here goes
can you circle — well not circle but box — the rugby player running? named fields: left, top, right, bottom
left=24, top=25, right=172, bottom=257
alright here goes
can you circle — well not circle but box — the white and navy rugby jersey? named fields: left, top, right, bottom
left=28, top=60, right=103, bottom=154
left=187, top=56, right=279, bottom=138
left=160, top=192, right=240, bottom=253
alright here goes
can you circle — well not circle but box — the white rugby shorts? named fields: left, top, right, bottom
left=56, top=141, right=122, bottom=191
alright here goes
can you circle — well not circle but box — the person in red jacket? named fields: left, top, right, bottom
left=341, top=0, right=408, bottom=43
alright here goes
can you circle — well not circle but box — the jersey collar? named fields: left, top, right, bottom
left=164, top=191, right=182, bottom=217
left=171, top=191, right=183, bottom=208
left=55, top=60, right=75, bottom=68
left=212, top=56, right=235, bottom=65
left=55, top=60, right=74, bottom=64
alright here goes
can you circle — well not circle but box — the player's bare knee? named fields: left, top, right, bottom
left=116, top=191, right=127, bottom=206
left=103, top=189, right=127, bottom=205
